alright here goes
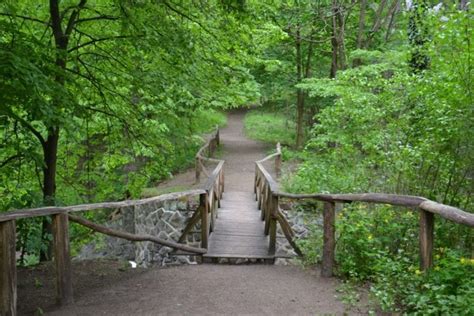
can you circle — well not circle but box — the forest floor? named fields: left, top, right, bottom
left=18, top=110, right=369, bottom=315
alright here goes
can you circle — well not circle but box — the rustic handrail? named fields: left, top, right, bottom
left=0, top=190, right=205, bottom=222
left=255, top=144, right=474, bottom=278
left=195, top=126, right=220, bottom=182
left=0, top=127, right=225, bottom=315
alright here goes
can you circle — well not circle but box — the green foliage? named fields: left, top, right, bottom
left=290, top=8, right=473, bottom=314
left=244, top=108, right=296, bottom=146
left=1, top=0, right=238, bottom=262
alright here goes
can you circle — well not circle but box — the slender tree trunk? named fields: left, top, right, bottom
left=330, top=2, right=339, bottom=78
left=295, top=25, right=305, bottom=148
left=353, top=0, right=367, bottom=67
left=40, top=128, right=60, bottom=261
left=40, top=0, right=81, bottom=261
left=385, top=0, right=401, bottom=42
left=356, top=0, right=366, bottom=49
left=336, top=6, right=346, bottom=70
left=305, top=39, right=316, bottom=126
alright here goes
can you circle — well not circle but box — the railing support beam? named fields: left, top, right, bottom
left=419, top=210, right=434, bottom=271
left=322, top=202, right=336, bottom=277
left=268, top=194, right=278, bottom=255
left=200, top=193, right=209, bottom=249
left=53, top=213, right=73, bottom=306
left=0, top=220, right=16, bottom=316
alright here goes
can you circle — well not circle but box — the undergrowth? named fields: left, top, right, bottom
left=244, top=108, right=296, bottom=146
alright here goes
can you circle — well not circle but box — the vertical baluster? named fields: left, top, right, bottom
left=52, top=213, right=73, bottom=305
left=419, top=210, right=434, bottom=271
left=275, top=143, right=281, bottom=178
left=195, top=157, right=200, bottom=183
left=0, top=220, right=16, bottom=316
left=322, top=201, right=336, bottom=277
left=268, top=194, right=278, bottom=255
left=200, top=193, right=209, bottom=249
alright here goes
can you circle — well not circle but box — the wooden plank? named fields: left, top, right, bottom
left=0, top=220, right=16, bottom=316
left=207, top=243, right=270, bottom=251
left=52, top=214, right=74, bottom=306
left=207, top=234, right=269, bottom=242
left=420, top=210, right=434, bottom=271
left=203, top=253, right=275, bottom=260
left=322, top=202, right=336, bottom=277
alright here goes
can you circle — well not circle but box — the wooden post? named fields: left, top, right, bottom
left=221, top=168, right=225, bottom=194
left=322, top=202, right=335, bottom=277
left=0, top=220, right=16, bottom=316
left=52, top=213, right=73, bottom=306
left=268, top=194, right=278, bottom=255
left=200, top=193, right=209, bottom=249
left=215, top=127, right=220, bottom=146
left=419, top=210, right=434, bottom=271
left=275, top=143, right=281, bottom=177
left=195, top=157, right=200, bottom=183
left=264, top=186, right=272, bottom=235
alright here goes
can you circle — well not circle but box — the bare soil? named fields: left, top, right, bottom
left=17, top=110, right=369, bottom=315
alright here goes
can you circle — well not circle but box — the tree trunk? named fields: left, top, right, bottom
left=353, top=0, right=367, bottom=67
left=336, top=5, right=346, bottom=70
left=330, top=1, right=339, bottom=78
left=295, top=25, right=305, bottom=149
left=40, top=0, right=76, bottom=261
left=40, top=128, right=60, bottom=261
left=356, top=0, right=366, bottom=49
left=385, top=0, right=401, bottom=42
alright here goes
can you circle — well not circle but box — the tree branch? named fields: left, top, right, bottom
left=67, top=35, right=138, bottom=53
left=65, top=0, right=87, bottom=36
left=75, top=15, right=119, bottom=23
left=0, top=154, right=24, bottom=168
left=0, top=12, right=49, bottom=25
left=1, top=109, right=46, bottom=146
left=162, top=0, right=217, bottom=39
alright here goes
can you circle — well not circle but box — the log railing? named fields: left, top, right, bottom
left=195, top=126, right=220, bottom=182
left=255, top=144, right=474, bottom=277
left=0, top=128, right=225, bottom=315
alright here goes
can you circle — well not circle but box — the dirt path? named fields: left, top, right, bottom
left=219, top=110, right=270, bottom=192
left=48, top=265, right=362, bottom=315
left=151, top=110, right=270, bottom=193
left=34, top=110, right=368, bottom=315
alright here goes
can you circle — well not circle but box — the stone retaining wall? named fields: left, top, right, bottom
left=76, top=195, right=202, bottom=267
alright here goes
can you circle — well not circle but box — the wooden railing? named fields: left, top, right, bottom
left=195, top=126, right=220, bottom=182
left=255, top=144, right=474, bottom=277
left=178, top=127, right=225, bottom=249
left=0, top=128, right=225, bottom=315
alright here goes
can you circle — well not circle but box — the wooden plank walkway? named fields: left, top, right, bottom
left=203, top=191, right=275, bottom=261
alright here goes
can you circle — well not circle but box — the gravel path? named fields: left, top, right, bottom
left=44, top=110, right=367, bottom=315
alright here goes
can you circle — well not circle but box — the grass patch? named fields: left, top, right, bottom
left=244, top=108, right=295, bottom=146
left=193, top=109, right=227, bottom=133
left=141, top=185, right=191, bottom=198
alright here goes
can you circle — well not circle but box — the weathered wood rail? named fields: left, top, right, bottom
left=254, top=143, right=474, bottom=277
left=195, top=126, right=220, bottom=182
left=0, top=128, right=224, bottom=316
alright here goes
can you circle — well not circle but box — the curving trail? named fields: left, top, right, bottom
left=44, top=110, right=367, bottom=315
